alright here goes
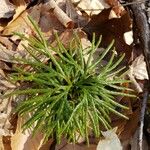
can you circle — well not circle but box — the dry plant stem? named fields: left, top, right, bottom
left=46, top=0, right=74, bottom=28
left=129, top=1, right=150, bottom=150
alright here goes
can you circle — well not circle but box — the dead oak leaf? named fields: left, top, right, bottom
left=83, top=8, right=132, bottom=60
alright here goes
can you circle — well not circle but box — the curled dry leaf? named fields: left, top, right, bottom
left=97, top=127, right=122, bottom=150
left=44, top=0, right=74, bottom=28
left=40, top=4, right=65, bottom=32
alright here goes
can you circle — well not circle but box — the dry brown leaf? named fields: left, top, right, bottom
left=2, top=11, right=28, bottom=35
left=40, top=5, right=65, bottom=32
left=56, top=139, right=97, bottom=150
left=0, top=0, right=27, bottom=32
left=39, top=139, right=53, bottom=150
left=0, top=137, right=5, bottom=150
left=119, top=108, right=140, bottom=141
left=3, top=4, right=41, bottom=35
left=97, top=127, right=122, bottom=150
left=0, top=36, right=15, bottom=50
left=0, top=43, right=26, bottom=63
left=11, top=117, right=45, bottom=150
left=0, top=0, right=15, bottom=19
left=7, top=0, right=27, bottom=26
left=0, top=90, right=14, bottom=138
left=51, top=29, right=89, bottom=48
left=83, top=9, right=132, bottom=59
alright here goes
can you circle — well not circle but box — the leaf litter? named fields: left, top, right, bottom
left=0, top=0, right=149, bottom=149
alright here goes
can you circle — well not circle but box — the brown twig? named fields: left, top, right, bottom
left=128, top=1, right=150, bottom=150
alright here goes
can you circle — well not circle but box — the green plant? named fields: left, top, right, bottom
left=8, top=16, right=134, bottom=144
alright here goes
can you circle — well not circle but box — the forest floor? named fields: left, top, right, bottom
left=0, top=0, right=150, bottom=150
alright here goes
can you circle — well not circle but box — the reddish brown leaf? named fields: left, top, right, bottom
left=83, top=8, right=132, bottom=60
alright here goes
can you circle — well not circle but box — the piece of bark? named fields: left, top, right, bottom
left=128, top=1, right=150, bottom=150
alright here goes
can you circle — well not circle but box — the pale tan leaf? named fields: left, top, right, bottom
left=0, top=0, right=15, bottom=19
left=3, top=4, right=41, bottom=35
left=123, top=31, right=133, bottom=45
left=11, top=117, right=45, bottom=150
left=72, top=0, right=110, bottom=15
left=97, top=127, right=122, bottom=150
left=7, top=0, right=27, bottom=26
left=129, top=54, right=148, bottom=80
left=2, top=11, right=28, bottom=35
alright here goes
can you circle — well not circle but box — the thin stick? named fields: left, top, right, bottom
left=128, top=1, right=150, bottom=150
left=139, top=89, right=149, bottom=149
left=122, top=0, right=148, bottom=6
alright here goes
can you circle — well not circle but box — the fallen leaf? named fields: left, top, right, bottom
left=7, top=0, right=27, bottom=26
left=3, top=4, right=41, bottom=35
left=106, top=0, right=125, bottom=17
left=11, top=117, right=45, bottom=150
left=105, top=0, right=118, bottom=6
left=83, top=8, right=132, bottom=59
left=0, top=43, right=26, bottom=63
left=123, top=31, right=133, bottom=45
left=56, top=138, right=97, bottom=150
left=2, top=11, right=28, bottom=35
left=72, top=0, right=110, bottom=15
left=97, top=127, right=122, bottom=150
left=40, top=5, right=65, bottom=32
left=129, top=54, right=148, bottom=80
left=119, top=108, right=140, bottom=141
left=51, top=29, right=90, bottom=49
left=0, top=0, right=15, bottom=19
left=0, top=91, right=14, bottom=138
left=2, top=136, right=11, bottom=150
left=128, top=54, right=148, bottom=92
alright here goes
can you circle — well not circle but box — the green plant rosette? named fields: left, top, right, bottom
left=7, top=16, right=135, bottom=144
